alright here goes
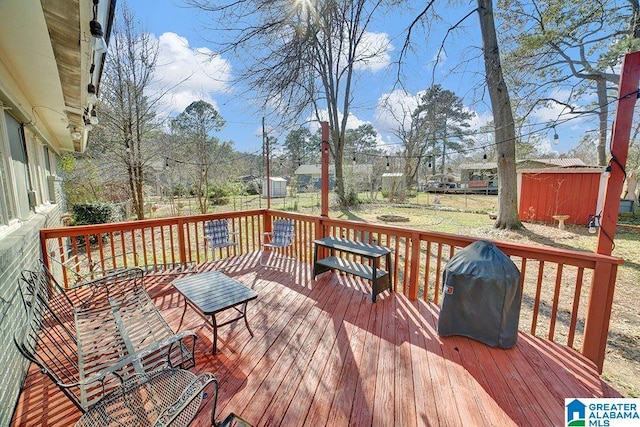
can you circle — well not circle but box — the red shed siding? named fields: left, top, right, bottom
left=519, top=172, right=602, bottom=225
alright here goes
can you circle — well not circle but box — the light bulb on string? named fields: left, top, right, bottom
left=553, top=126, right=559, bottom=145
left=386, top=156, right=390, bottom=171
left=90, top=108, right=99, bottom=125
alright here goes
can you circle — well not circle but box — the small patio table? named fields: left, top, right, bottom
left=172, top=271, right=257, bottom=354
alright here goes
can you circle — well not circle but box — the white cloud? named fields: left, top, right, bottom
left=469, top=110, right=493, bottom=130
left=354, top=31, right=393, bottom=72
left=374, top=89, right=421, bottom=133
left=307, top=109, right=386, bottom=147
left=309, top=110, right=370, bottom=131
left=531, top=89, right=584, bottom=123
left=151, top=32, right=232, bottom=115
left=537, top=136, right=559, bottom=156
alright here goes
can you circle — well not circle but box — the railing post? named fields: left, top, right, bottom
left=40, top=229, right=50, bottom=270
left=596, top=51, right=640, bottom=255
left=582, top=261, right=618, bottom=373
left=408, top=232, right=420, bottom=300
left=177, top=217, right=187, bottom=264
left=263, top=210, right=273, bottom=252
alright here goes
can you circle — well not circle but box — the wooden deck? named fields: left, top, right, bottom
left=12, top=254, right=620, bottom=426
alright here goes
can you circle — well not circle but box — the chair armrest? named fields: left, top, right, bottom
left=156, top=372, right=219, bottom=426
left=261, top=231, right=273, bottom=245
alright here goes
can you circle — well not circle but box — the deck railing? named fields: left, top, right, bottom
left=40, top=208, right=622, bottom=372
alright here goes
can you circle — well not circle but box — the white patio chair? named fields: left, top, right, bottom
left=260, top=219, right=295, bottom=268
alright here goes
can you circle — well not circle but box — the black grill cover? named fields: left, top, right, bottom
left=437, top=240, right=521, bottom=348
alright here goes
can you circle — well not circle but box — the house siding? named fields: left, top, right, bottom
left=0, top=203, right=63, bottom=426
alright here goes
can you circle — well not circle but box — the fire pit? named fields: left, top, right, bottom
left=376, top=215, right=409, bottom=223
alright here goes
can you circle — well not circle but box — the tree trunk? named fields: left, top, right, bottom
left=596, top=77, right=609, bottom=166
left=477, top=0, right=522, bottom=230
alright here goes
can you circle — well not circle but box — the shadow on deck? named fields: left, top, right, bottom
left=12, top=254, right=620, bottom=426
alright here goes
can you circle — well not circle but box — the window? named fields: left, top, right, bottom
left=43, top=145, right=51, bottom=174
left=0, top=112, right=16, bottom=225
left=4, top=111, right=32, bottom=220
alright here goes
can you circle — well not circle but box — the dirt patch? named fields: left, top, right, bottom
left=376, top=214, right=410, bottom=222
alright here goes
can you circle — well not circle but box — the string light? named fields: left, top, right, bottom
left=588, top=214, right=600, bottom=234
left=90, top=108, right=99, bottom=125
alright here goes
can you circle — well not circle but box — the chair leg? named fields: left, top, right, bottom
left=259, top=247, right=292, bottom=269
left=210, top=247, right=242, bottom=269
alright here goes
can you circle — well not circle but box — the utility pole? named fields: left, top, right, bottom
left=263, top=117, right=271, bottom=209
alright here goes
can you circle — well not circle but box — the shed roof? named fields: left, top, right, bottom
left=460, top=158, right=588, bottom=172
left=519, top=158, right=587, bottom=168
left=519, top=167, right=604, bottom=174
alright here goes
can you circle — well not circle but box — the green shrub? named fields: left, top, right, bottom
left=71, top=202, right=116, bottom=225
left=208, top=186, right=230, bottom=205
left=71, top=202, right=118, bottom=246
left=343, top=189, right=361, bottom=207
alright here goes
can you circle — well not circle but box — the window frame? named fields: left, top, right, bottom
left=0, top=107, right=18, bottom=228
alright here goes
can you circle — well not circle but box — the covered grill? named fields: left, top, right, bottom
left=437, top=240, right=522, bottom=348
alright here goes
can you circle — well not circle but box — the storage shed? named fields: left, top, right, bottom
left=518, top=167, right=606, bottom=225
left=381, top=173, right=405, bottom=192
left=262, top=177, right=287, bottom=198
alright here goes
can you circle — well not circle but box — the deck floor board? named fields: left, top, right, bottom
left=11, top=255, right=621, bottom=427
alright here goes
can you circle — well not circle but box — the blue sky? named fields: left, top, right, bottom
left=127, top=0, right=589, bottom=156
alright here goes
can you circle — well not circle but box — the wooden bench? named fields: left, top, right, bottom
left=14, top=263, right=207, bottom=419
left=313, top=237, right=393, bottom=302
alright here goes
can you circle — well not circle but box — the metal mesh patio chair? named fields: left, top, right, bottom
left=204, top=219, right=240, bottom=267
left=74, top=368, right=219, bottom=427
left=260, top=219, right=295, bottom=268
left=15, top=262, right=197, bottom=413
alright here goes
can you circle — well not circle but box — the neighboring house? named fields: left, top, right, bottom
left=0, top=0, right=114, bottom=422
left=459, top=162, right=498, bottom=189
left=459, top=158, right=587, bottom=189
left=294, top=164, right=335, bottom=191
left=262, top=176, right=287, bottom=198
left=294, top=163, right=373, bottom=192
